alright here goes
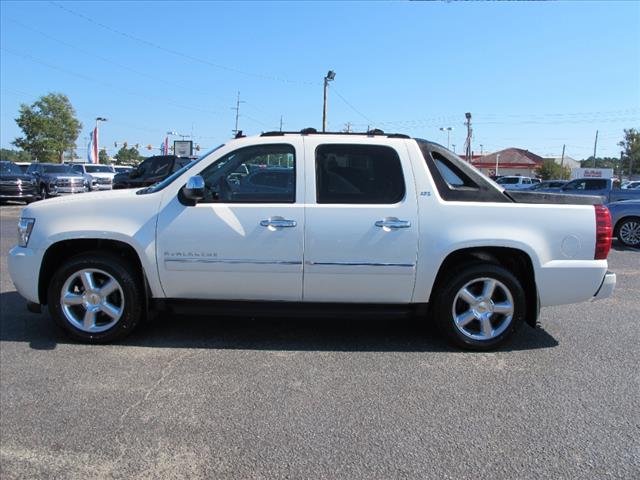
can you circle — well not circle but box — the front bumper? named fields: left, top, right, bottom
left=49, top=186, right=87, bottom=195
left=8, top=246, right=42, bottom=304
left=592, top=271, right=616, bottom=301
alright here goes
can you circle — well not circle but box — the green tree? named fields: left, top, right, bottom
left=98, top=149, right=110, bottom=164
left=536, top=159, right=570, bottom=180
left=0, top=148, right=32, bottom=163
left=114, top=146, right=143, bottom=164
left=618, top=128, right=640, bottom=177
left=12, top=93, right=82, bottom=163
left=579, top=157, right=619, bottom=169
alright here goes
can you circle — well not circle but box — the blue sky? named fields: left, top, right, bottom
left=1, top=1, right=639, bottom=159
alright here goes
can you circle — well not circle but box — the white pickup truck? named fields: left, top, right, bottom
left=8, top=131, right=616, bottom=350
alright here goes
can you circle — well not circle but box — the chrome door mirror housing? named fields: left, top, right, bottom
left=182, top=175, right=205, bottom=202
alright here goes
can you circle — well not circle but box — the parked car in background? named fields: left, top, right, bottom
left=496, top=176, right=535, bottom=190
left=607, top=199, right=640, bottom=248
left=114, top=166, right=134, bottom=174
left=112, top=155, right=192, bottom=189
left=557, top=178, right=640, bottom=203
left=526, top=179, right=567, bottom=192
left=621, top=180, right=640, bottom=190
left=27, top=163, right=88, bottom=199
left=15, top=162, right=31, bottom=173
left=0, top=161, right=38, bottom=203
left=68, top=163, right=116, bottom=190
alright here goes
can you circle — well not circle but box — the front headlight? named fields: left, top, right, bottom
left=18, top=218, right=35, bottom=248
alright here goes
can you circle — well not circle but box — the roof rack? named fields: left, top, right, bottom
left=260, top=128, right=410, bottom=139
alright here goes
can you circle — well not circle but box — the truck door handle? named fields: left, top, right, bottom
left=375, top=218, right=411, bottom=229
left=260, top=218, right=297, bottom=228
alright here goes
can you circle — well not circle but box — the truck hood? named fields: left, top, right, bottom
left=21, top=187, right=163, bottom=251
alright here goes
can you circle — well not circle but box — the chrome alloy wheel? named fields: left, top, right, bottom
left=451, top=277, right=515, bottom=341
left=60, top=268, right=125, bottom=333
left=619, top=220, right=640, bottom=246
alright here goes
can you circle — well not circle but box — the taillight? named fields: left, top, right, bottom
left=594, top=205, right=612, bottom=260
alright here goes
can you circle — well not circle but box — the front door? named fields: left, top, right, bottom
left=302, top=139, right=419, bottom=303
left=156, top=141, right=304, bottom=301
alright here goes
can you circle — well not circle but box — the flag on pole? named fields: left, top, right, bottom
left=87, top=128, right=99, bottom=164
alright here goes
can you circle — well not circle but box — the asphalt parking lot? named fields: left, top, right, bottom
left=1, top=203, right=639, bottom=479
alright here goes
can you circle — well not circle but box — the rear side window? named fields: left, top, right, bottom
left=315, top=144, right=405, bottom=204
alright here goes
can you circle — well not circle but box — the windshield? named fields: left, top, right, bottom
left=137, top=144, right=225, bottom=195
left=85, top=165, right=115, bottom=173
left=497, top=177, right=520, bottom=184
left=42, top=165, right=72, bottom=173
left=0, top=162, right=22, bottom=175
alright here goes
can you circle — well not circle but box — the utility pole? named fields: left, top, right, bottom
left=279, top=116, right=283, bottom=132
left=322, top=70, right=336, bottom=132
left=560, top=144, right=566, bottom=180
left=344, top=122, right=353, bottom=133
left=496, top=153, right=500, bottom=176
left=231, top=91, right=245, bottom=137
left=452, top=144, right=456, bottom=153
left=592, top=130, right=598, bottom=168
left=464, top=112, right=472, bottom=162
left=480, top=144, right=484, bottom=155
left=619, top=150, right=624, bottom=179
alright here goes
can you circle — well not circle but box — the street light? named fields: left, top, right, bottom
left=167, top=131, right=190, bottom=140
left=452, top=144, right=456, bottom=153
left=322, top=70, right=336, bottom=132
left=439, top=126, right=453, bottom=149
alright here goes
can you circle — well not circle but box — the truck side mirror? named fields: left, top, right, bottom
left=182, top=175, right=205, bottom=203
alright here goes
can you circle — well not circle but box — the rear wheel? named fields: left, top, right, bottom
left=48, top=252, right=143, bottom=343
left=616, top=217, right=640, bottom=248
left=433, top=263, right=526, bottom=350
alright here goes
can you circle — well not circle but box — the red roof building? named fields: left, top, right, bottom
left=470, top=148, right=544, bottom=176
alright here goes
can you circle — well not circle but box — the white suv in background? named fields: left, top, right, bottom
left=496, top=176, right=536, bottom=190
left=69, top=163, right=116, bottom=190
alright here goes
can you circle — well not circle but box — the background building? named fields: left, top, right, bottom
left=471, top=148, right=544, bottom=177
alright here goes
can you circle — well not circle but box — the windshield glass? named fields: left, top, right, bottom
left=85, top=165, right=114, bottom=173
left=0, top=162, right=22, bottom=175
left=137, top=145, right=225, bottom=194
left=42, top=165, right=72, bottom=173
left=497, top=177, right=520, bottom=184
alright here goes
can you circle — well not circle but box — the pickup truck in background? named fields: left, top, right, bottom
left=112, top=155, right=192, bottom=189
left=8, top=130, right=616, bottom=350
left=558, top=178, right=640, bottom=203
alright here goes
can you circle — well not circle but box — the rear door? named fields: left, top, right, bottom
left=302, top=138, right=419, bottom=303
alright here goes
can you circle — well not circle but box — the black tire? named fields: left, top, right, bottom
left=432, top=263, right=526, bottom=351
left=615, top=216, right=640, bottom=248
left=47, top=252, right=143, bottom=343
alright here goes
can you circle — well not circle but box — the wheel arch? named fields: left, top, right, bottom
left=428, top=246, right=539, bottom=328
left=613, top=215, right=640, bottom=236
left=38, top=238, right=150, bottom=307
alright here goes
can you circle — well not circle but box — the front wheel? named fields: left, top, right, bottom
left=48, top=252, right=143, bottom=343
left=433, top=263, right=526, bottom=350
left=616, top=217, right=640, bottom=248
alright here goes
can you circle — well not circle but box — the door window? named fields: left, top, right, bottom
left=198, top=144, right=295, bottom=203
left=315, top=144, right=405, bottom=204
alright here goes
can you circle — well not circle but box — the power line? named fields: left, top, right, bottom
left=4, top=16, right=223, bottom=104
left=1, top=47, right=224, bottom=117
left=49, top=1, right=318, bottom=87
left=329, top=85, right=375, bottom=125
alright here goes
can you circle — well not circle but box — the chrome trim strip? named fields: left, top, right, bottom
left=165, top=258, right=302, bottom=266
left=305, top=261, right=415, bottom=268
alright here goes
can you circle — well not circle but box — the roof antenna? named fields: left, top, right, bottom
left=235, top=130, right=245, bottom=139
